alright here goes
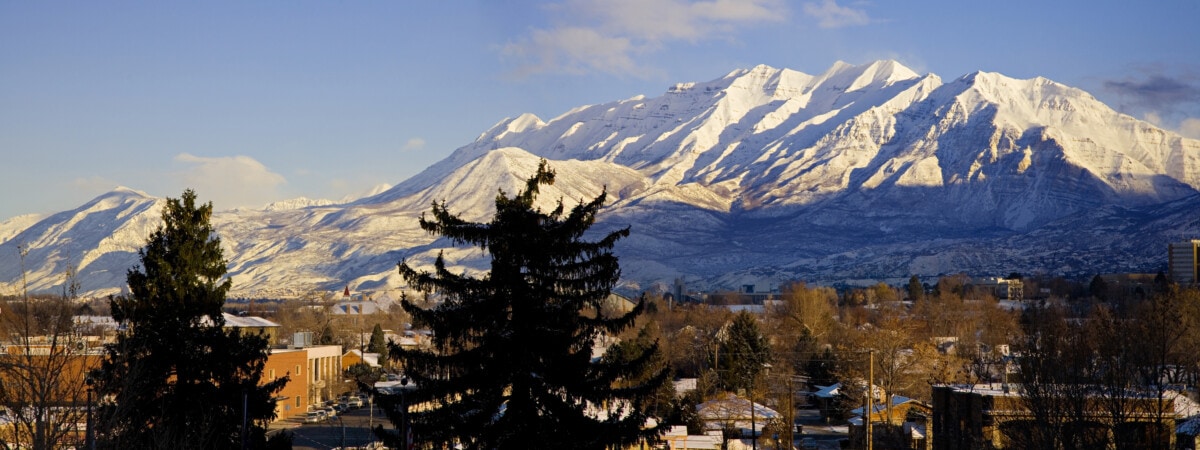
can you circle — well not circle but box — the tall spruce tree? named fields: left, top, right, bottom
left=382, top=161, right=667, bottom=449
left=93, top=189, right=286, bottom=449
left=368, top=323, right=388, bottom=364
left=717, top=310, right=771, bottom=394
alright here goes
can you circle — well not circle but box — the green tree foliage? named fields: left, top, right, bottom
left=717, top=310, right=771, bottom=394
left=364, top=324, right=388, bottom=367
left=346, top=362, right=383, bottom=387
left=384, top=161, right=667, bottom=449
left=92, top=189, right=287, bottom=449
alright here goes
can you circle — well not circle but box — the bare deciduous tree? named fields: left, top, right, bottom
left=0, top=247, right=92, bottom=450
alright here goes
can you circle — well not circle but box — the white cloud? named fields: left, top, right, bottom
left=172, top=153, right=287, bottom=210
left=802, top=0, right=870, bottom=29
left=1179, top=117, right=1200, bottom=139
left=402, top=138, right=427, bottom=152
left=1142, top=111, right=1165, bottom=127
left=1141, top=112, right=1200, bottom=139
left=502, top=0, right=786, bottom=77
left=504, top=27, right=639, bottom=77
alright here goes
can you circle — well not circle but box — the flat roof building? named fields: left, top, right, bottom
left=1170, top=240, right=1200, bottom=286
left=932, top=384, right=1177, bottom=450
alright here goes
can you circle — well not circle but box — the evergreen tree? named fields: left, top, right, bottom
left=717, top=310, right=771, bottom=394
left=906, top=275, right=923, bottom=302
left=382, top=161, right=667, bottom=449
left=367, top=323, right=388, bottom=364
left=92, top=189, right=287, bottom=449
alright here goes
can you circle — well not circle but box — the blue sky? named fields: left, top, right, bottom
left=2, top=1, right=1198, bottom=221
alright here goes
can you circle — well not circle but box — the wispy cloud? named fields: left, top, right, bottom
left=402, top=138, right=427, bottom=152
left=1181, top=118, right=1200, bottom=139
left=802, top=0, right=870, bottom=29
left=173, top=153, right=287, bottom=210
left=501, top=0, right=787, bottom=78
left=1103, top=68, right=1200, bottom=138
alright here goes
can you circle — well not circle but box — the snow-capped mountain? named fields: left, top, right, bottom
left=4, top=61, right=1198, bottom=297
left=0, top=187, right=163, bottom=296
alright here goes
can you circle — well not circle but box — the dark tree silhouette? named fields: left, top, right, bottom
left=381, top=161, right=667, bottom=450
left=92, top=189, right=287, bottom=449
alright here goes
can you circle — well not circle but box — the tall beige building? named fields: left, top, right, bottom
left=1169, top=240, right=1200, bottom=286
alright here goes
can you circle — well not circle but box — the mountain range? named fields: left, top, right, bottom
left=3, top=60, right=1199, bottom=298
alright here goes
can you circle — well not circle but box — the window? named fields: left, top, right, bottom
left=296, top=396, right=301, bottom=408
left=295, top=364, right=301, bottom=375
left=270, top=369, right=276, bottom=379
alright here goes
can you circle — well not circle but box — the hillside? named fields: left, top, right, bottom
left=3, top=60, right=1198, bottom=297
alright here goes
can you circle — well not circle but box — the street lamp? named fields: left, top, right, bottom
left=85, top=376, right=95, bottom=450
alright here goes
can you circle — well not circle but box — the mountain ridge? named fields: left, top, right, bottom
left=3, top=60, right=1198, bottom=298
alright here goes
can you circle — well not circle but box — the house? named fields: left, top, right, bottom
left=932, top=383, right=1178, bottom=449
left=330, top=291, right=400, bottom=326
left=848, top=394, right=932, bottom=450
left=215, top=312, right=282, bottom=344
left=661, top=425, right=723, bottom=450
left=811, top=383, right=844, bottom=419
left=697, top=393, right=780, bottom=438
left=673, top=378, right=699, bottom=396
left=343, top=349, right=382, bottom=368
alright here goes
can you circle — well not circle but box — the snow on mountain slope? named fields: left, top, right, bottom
left=0, top=214, right=44, bottom=246
left=261, top=197, right=337, bottom=211
left=4, top=61, right=1199, bottom=297
left=210, top=147, right=650, bottom=297
left=0, top=187, right=163, bottom=297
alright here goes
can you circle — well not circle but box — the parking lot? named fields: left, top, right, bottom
left=271, top=404, right=394, bottom=450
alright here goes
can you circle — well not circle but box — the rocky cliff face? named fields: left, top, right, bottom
left=4, top=61, right=1199, bottom=297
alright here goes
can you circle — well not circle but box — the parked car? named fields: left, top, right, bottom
left=317, top=406, right=337, bottom=418
left=334, top=403, right=349, bottom=413
left=346, top=396, right=364, bottom=408
left=304, top=411, right=324, bottom=423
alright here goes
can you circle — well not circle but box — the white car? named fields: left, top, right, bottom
left=303, top=411, right=324, bottom=423
left=318, top=406, right=337, bottom=418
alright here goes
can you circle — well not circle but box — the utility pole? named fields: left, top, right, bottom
left=867, top=349, right=874, bottom=450
left=785, top=375, right=794, bottom=447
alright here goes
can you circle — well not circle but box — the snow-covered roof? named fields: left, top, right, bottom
left=198, top=313, right=280, bottom=328
left=903, top=422, right=926, bottom=439
left=1178, top=415, right=1200, bottom=436
left=851, top=395, right=916, bottom=416
left=1171, top=390, right=1200, bottom=418
left=814, top=381, right=883, bottom=399
left=813, top=383, right=841, bottom=398
left=674, top=378, right=698, bottom=395
left=698, top=393, right=779, bottom=421
left=344, top=349, right=382, bottom=367
left=221, top=313, right=281, bottom=328
left=331, top=301, right=390, bottom=315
